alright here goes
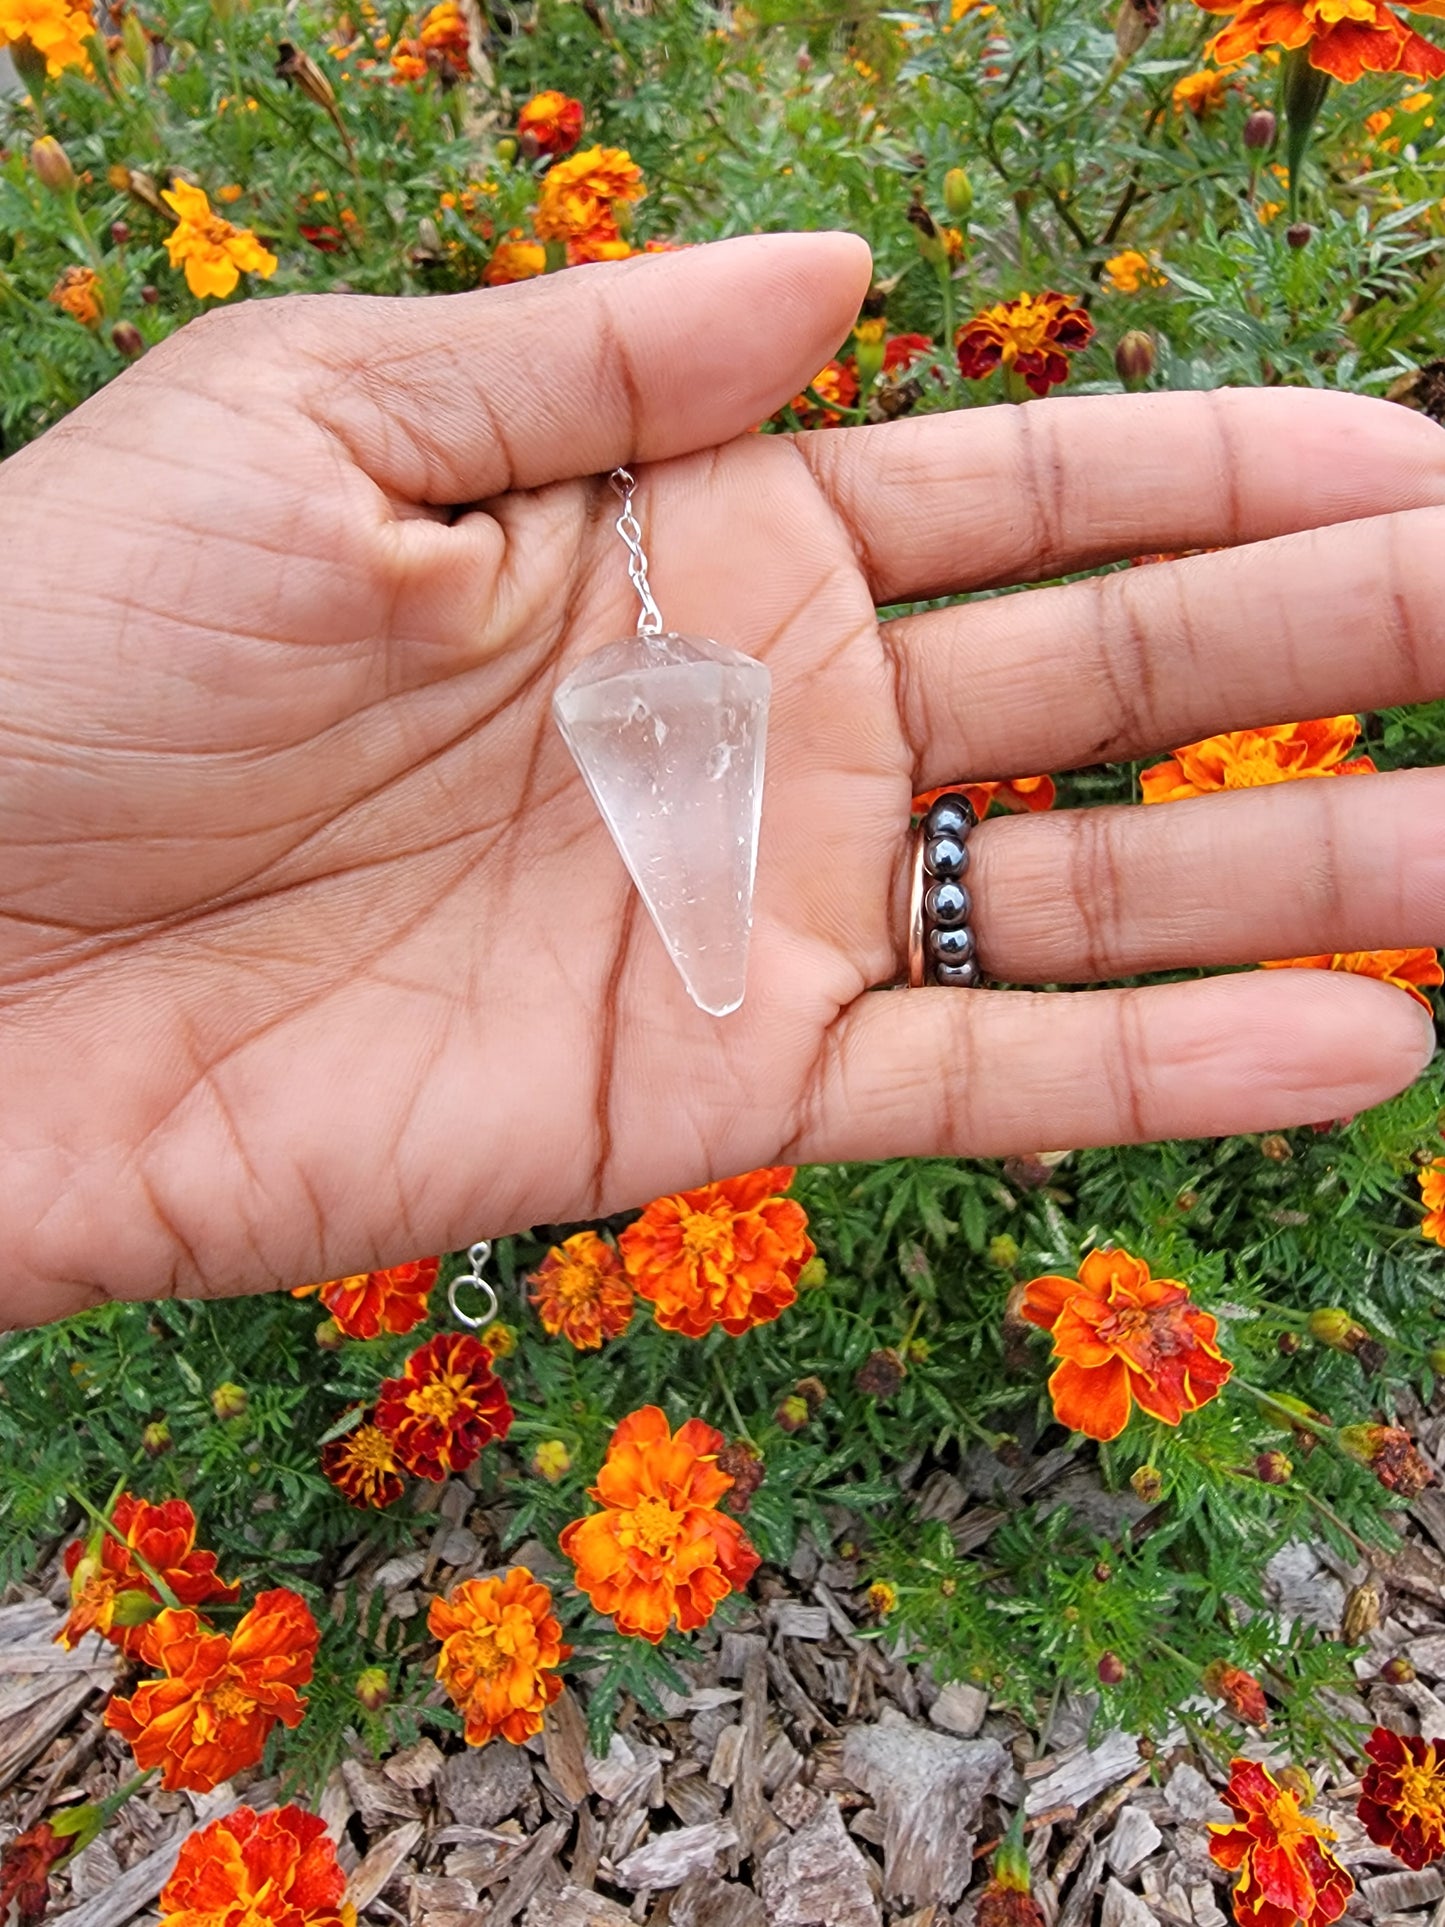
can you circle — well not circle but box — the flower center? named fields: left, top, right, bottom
left=412, top=1379, right=463, bottom=1423
left=555, top=1261, right=603, bottom=1308
left=1396, top=1756, right=1445, bottom=1827
left=1099, top=1304, right=1148, bottom=1342
left=625, top=1497, right=685, bottom=1557
left=350, top=1426, right=397, bottom=1474
left=209, top=1676, right=256, bottom=1720
left=1308, top=0, right=1378, bottom=23
left=679, top=1207, right=732, bottom=1265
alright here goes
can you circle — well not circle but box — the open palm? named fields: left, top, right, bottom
left=3, top=231, right=1442, bottom=1327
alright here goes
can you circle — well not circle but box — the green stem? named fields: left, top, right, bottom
left=65, top=1487, right=182, bottom=1610
left=711, top=1357, right=752, bottom=1445
left=936, top=258, right=956, bottom=355
left=1281, top=47, right=1330, bottom=222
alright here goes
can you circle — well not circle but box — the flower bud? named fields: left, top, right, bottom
left=1277, top=1765, right=1315, bottom=1805
left=776, top=1393, right=810, bottom=1433
left=906, top=199, right=947, bottom=268
left=943, top=166, right=973, bottom=217
left=141, top=284, right=160, bottom=305
left=1113, top=0, right=1160, bottom=59
left=796, top=1255, right=827, bottom=1291
left=1254, top=1449, right=1293, bottom=1484
left=1286, top=222, right=1312, bottom=249
left=1244, top=107, right=1277, bottom=149
left=355, top=1667, right=391, bottom=1711
left=796, top=1376, right=828, bottom=1415
left=795, top=45, right=812, bottom=71
left=30, top=135, right=75, bottom=193
left=1114, top=329, right=1155, bottom=390
left=111, top=320, right=144, bottom=358
left=211, top=1381, right=248, bottom=1422
left=1381, top=1655, right=1416, bottom=1685
left=1429, top=1345, right=1445, bottom=1375
left=1176, top=1189, right=1200, bottom=1213
left=110, top=219, right=131, bottom=245
left=141, top=1418, right=172, bottom=1457
left=989, top=1233, right=1021, bottom=1271
left=495, top=134, right=518, bottom=163
left=532, top=1438, right=572, bottom=1483
left=481, top=1320, right=516, bottom=1358
left=315, top=1316, right=344, bottom=1351
left=1342, top=1578, right=1382, bottom=1642
left=109, top=1587, right=162, bottom=1629
left=856, top=1347, right=906, bottom=1399
left=1308, top=1307, right=1368, bottom=1352
left=1094, top=1560, right=1113, bottom=1582
left=1131, top=1464, right=1163, bottom=1503
left=1277, top=1330, right=1301, bottom=1355
left=1203, top=1660, right=1269, bottom=1728
left=1097, top=1650, right=1127, bottom=1684
left=1259, top=1133, right=1292, bottom=1161
left=1340, top=1423, right=1434, bottom=1496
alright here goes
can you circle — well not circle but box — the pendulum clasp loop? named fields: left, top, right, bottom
left=609, top=466, right=665, bottom=639
left=448, top=1240, right=499, bottom=1330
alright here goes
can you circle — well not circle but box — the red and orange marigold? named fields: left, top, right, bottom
left=1420, top=1159, right=1445, bottom=1245
left=914, top=776, right=1056, bottom=820
left=428, top=1568, right=571, bottom=1747
left=375, top=1331, right=514, bottom=1481
left=1204, top=1659, right=1271, bottom=1728
left=1358, top=1727, right=1445, bottom=1869
left=158, top=1805, right=354, bottom=1927
left=104, top=1588, right=318, bottom=1792
left=417, top=0, right=468, bottom=75
left=787, top=358, right=859, bottom=427
left=517, top=89, right=585, bottom=155
left=321, top=1417, right=405, bottom=1509
left=534, top=145, right=643, bottom=250
left=1196, top=0, right=1445, bottom=81
left=620, top=1166, right=815, bottom=1339
left=58, top=1495, right=240, bottom=1657
left=560, top=1406, right=761, bottom=1642
left=1209, top=1757, right=1353, bottom=1927
left=296, top=1256, right=440, bottom=1339
left=1260, top=947, right=1442, bottom=1011
left=1020, top=1247, right=1232, bottom=1442
left=0, top=1822, right=69, bottom=1927
left=956, top=290, right=1094, bottom=396
left=485, top=237, right=547, bottom=285
left=529, top=1231, right=634, bottom=1349
left=1141, top=716, right=1375, bottom=801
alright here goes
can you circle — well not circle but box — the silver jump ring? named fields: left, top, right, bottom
left=448, top=1240, right=499, bottom=1329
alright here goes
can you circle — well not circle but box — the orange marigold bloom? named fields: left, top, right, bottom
left=158, top=1805, right=354, bottom=1927
left=162, top=180, right=277, bottom=300
left=418, top=0, right=468, bottom=73
left=428, top=1568, right=571, bottom=1747
left=1197, top=0, right=1445, bottom=82
left=103, top=1588, right=317, bottom=1793
left=529, top=1231, right=634, bottom=1349
left=1021, top=1247, right=1232, bottom=1442
left=49, top=265, right=102, bottom=327
left=1358, top=1727, right=1445, bottom=1869
left=1205, top=1659, right=1271, bottom=1728
left=485, top=237, right=547, bottom=284
left=620, top=1166, right=814, bottom=1339
left=1420, top=1159, right=1445, bottom=1245
left=58, top=1495, right=240, bottom=1657
left=787, top=359, right=859, bottom=427
left=1141, top=716, right=1375, bottom=802
left=914, top=775, right=1056, bottom=819
left=321, top=1418, right=405, bottom=1508
left=1210, top=1757, right=1353, bottom=1927
left=375, top=1331, right=514, bottom=1481
left=1103, top=248, right=1167, bottom=292
left=300, top=1257, right=439, bottom=1339
left=956, top=290, right=1094, bottom=396
left=0, top=0, right=92, bottom=73
left=1173, top=66, right=1230, bottom=112
left=0, top=1822, right=68, bottom=1927
left=517, top=88, right=585, bottom=156
left=534, top=145, right=644, bottom=248
left=389, top=37, right=427, bottom=78
left=560, top=1406, right=761, bottom=1641
left=1260, top=947, right=1442, bottom=1011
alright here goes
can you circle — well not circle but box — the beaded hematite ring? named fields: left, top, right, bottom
left=908, top=792, right=983, bottom=989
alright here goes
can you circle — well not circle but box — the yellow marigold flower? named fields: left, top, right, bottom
left=868, top=1580, right=898, bottom=1616
left=534, top=145, right=644, bottom=249
left=162, top=180, right=277, bottom=301
left=1104, top=249, right=1167, bottom=292
left=49, top=264, right=102, bottom=327
left=1173, top=68, right=1229, bottom=115
left=0, top=0, right=92, bottom=74
left=216, top=183, right=244, bottom=204
left=1419, top=1159, right=1445, bottom=1246
left=532, top=1439, right=573, bottom=1483
left=484, top=238, right=547, bottom=285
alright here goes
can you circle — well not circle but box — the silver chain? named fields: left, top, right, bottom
left=447, top=1240, right=499, bottom=1330
left=610, top=467, right=664, bottom=637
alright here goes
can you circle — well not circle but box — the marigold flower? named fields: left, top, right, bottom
left=0, top=1822, right=68, bottom=1927
left=517, top=89, right=585, bottom=155
left=1173, top=66, right=1230, bottom=112
left=428, top=1568, right=571, bottom=1747
left=619, top=1166, right=815, bottom=1340
left=532, top=1438, right=573, bottom=1482
left=49, top=265, right=102, bottom=327
left=162, top=180, right=278, bottom=300
left=389, top=37, right=427, bottom=78
left=1204, top=1659, right=1271, bottom=1728
left=300, top=1257, right=439, bottom=1339
left=1358, top=1728, right=1445, bottom=1868
left=418, top=0, right=468, bottom=74
left=956, top=290, right=1094, bottom=396
left=485, top=238, right=547, bottom=284
left=560, top=1406, right=761, bottom=1641
left=1140, top=716, right=1374, bottom=802
left=0, top=0, right=92, bottom=73
left=104, top=1588, right=318, bottom=1792
left=1419, top=1159, right=1445, bottom=1245
left=1260, top=947, right=1442, bottom=1011
left=867, top=1579, right=898, bottom=1616
left=1197, top=0, right=1445, bottom=82
left=1021, top=1247, right=1232, bottom=1441
left=914, top=776, right=1056, bottom=820
left=534, top=145, right=644, bottom=249
left=529, top=1231, right=634, bottom=1349
left=1103, top=248, right=1167, bottom=291
left=375, top=1331, right=514, bottom=1481
left=1340, top=1423, right=1434, bottom=1496
left=1210, top=1757, right=1353, bottom=1927
left=321, top=1418, right=405, bottom=1509
left=158, top=1805, right=353, bottom=1927
left=58, top=1495, right=240, bottom=1657
left=786, top=359, right=859, bottom=427
left=884, top=331, right=936, bottom=372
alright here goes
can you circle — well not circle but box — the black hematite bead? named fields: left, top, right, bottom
left=934, top=957, right=981, bottom=987
left=929, top=923, right=975, bottom=965
left=925, top=880, right=971, bottom=926
left=925, top=795, right=977, bottom=840
left=924, top=834, right=968, bottom=879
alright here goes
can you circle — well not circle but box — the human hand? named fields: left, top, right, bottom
left=2, top=231, right=1441, bottom=1327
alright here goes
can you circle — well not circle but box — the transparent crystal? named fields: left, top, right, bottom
left=553, top=631, right=771, bottom=1017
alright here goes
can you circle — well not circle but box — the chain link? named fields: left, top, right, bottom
left=609, top=467, right=664, bottom=637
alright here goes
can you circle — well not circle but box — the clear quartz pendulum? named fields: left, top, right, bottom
left=552, top=468, right=771, bottom=1018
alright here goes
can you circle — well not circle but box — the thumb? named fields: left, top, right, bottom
left=289, top=231, right=873, bottom=504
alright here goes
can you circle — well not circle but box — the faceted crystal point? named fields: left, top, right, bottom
left=553, top=631, right=771, bottom=1017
